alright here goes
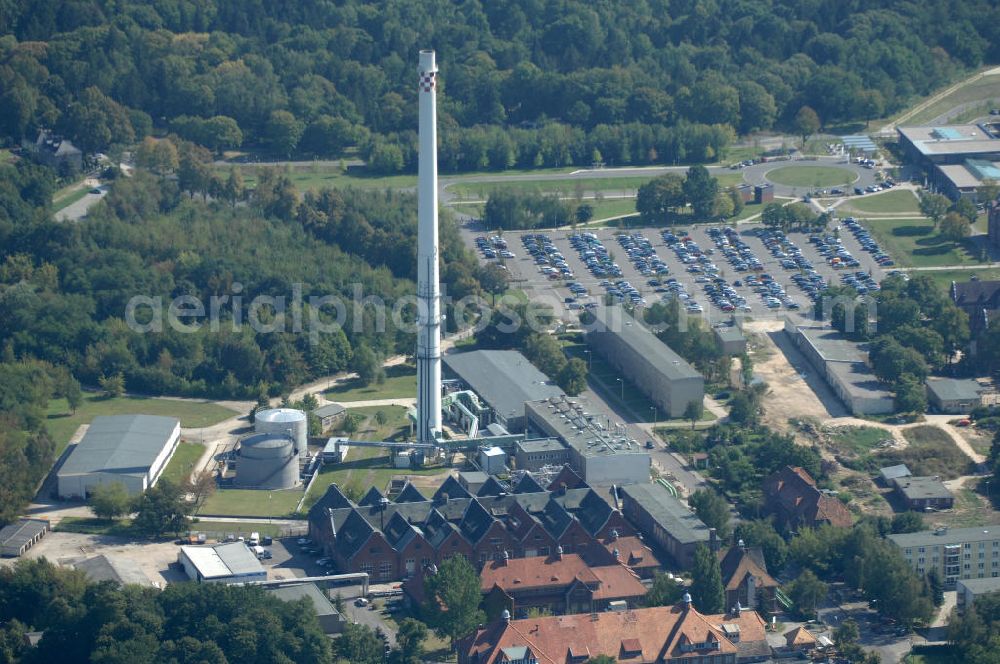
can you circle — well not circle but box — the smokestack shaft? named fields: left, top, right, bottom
left=416, top=50, right=442, bottom=443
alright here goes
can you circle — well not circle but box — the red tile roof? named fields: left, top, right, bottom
left=764, top=466, right=852, bottom=529
left=480, top=554, right=598, bottom=592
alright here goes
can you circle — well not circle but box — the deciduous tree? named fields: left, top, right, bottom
left=422, top=555, right=485, bottom=646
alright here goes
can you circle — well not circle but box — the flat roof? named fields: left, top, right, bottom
left=793, top=322, right=867, bottom=363
left=59, top=415, right=179, bottom=478
left=444, top=350, right=566, bottom=420
left=265, top=583, right=339, bottom=616
left=958, top=577, right=1000, bottom=595
left=517, top=438, right=567, bottom=453
left=898, top=125, right=1000, bottom=157
left=619, top=483, right=711, bottom=545
left=880, top=464, right=911, bottom=481
left=926, top=377, right=982, bottom=401
left=526, top=398, right=648, bottom=458
left=0, top=519, right=47, bottom=550
left=588, top=307, right=701, bottom=382
left=937, top=163, right=984, bottom=189
left=828, top=361, right=895, bottom=401
left=896, top=476, right=952, bottom=501
left=713, top=326, right=746, bottom=343
left=73, top=554, right=150, bottom=586
left=889, top=526, right=1000, bottom=548
left=182, top=542, right=264, bottom=579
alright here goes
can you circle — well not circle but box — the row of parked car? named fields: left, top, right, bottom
left=475, top=235, right=514, bottom=260
left=809, top=233, right=863, bottom=269
left=599, top=279, right=646, bottom=306
left=523, top=233, right=574, bottom=280
left=706, top=226, right=766, bottom=273
left=570, top=232, right=622, bottom=278
left=842, top=217, right=895, bottom=267
left=616, top=233, right=669, bottom=277
left=839, top=270, right=881, bottom=295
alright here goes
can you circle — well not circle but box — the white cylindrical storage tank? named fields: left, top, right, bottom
left=255, top=408, right=308, bottom=458
left=235, top=433, right=300, bottom=490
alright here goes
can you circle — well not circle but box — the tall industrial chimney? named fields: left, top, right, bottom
left=416, top=50, right=442, bottom=444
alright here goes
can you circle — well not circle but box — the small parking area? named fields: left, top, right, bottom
left=476, top=221, right=887, bottom=326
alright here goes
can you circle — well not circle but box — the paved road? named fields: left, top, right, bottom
left=54, top=183, right=107, bottom=222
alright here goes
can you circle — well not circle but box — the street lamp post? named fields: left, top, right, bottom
left=650, top=405, right=657, bottom=428
left=616, top=378, right=624, bottom=401
left=583, top=349, right=592, bottom=370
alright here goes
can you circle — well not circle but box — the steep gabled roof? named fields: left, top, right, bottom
left=359, top=486, right=387, bottom=507
left=395, top=482, right=427, bottom=504
left=383, top=511, right=422, bottom=551
left=477, top=476, right=508, bottom=497
left=573, top=489, right=615, bottom=535
left=547, top=465, right=587, bottom=492
left=513, top=474, right=547, bottom=494
left=459, top=498, right=498, bottom=545
left=332, top=509, right=376, bottom=561
left=310, top=483, right=354, bottom=513
left=718, top=546, right=778, bottom=592
left=434, top=475, right=472, bottom=501
left=537, top=497, right=574, bottom=540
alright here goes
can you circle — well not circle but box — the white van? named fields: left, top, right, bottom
left=248, top=532, right=260, bottom=547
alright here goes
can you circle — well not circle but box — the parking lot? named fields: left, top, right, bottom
left=472, top=219, right=888, bottom=326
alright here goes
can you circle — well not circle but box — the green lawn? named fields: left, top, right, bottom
left=57, top=516, right=301, bottom=538
left=765, top=165, right=858, bottom=188
left=448, top=172, right=744, bottom=201
left=187, top=521, right=291, bottom=538
left=53, top=186, right=90, bottom=212
left=905, top=73, right=1000, bottom=125
left=917, top=268, right=1000, bottom=293
left=825, top=426, right=889, bottom=456
left=197, top=488, right=304, bottom=517
left=862, top=217, right=982, bottom=268
left=325, top=363, right=417, bottom=402
left=588, top=197, right=637, bottom=220
left=161, top=442, right=205, bottom=484
left=46, top=394, right=239, bottom=457
left=840, top=189, right=921, bottom=215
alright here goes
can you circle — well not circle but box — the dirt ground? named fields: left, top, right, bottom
left=2, top=532, right=186, bottom=586
left=743, top=320, right=843, bottom=433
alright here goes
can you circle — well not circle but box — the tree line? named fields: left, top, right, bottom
left=2, top=1, right=998, bottom=167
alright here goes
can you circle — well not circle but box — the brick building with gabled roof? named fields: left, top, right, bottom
left=308, top=478, right=640, bottom=583
left=458, top=599, right=771, bottom=664
left=480, top=550, right=647, bottom=617
left=718, top=544, right=779, bottom=615
left=762, top=466, right=852, bottom=531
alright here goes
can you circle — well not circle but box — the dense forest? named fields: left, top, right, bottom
left=2, top=1, right=999, bottom=169
left=0, top=559, right=332, bottom=663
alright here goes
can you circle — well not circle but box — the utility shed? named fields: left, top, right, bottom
left=713, top=325, right=747, bottom=356
left=57, top=415, right=181, bottom=498
left=314, top=403, right=346, bottom=430
left=265, top=583, right=347, bottom=634
left=444, top=350, right=566, bottom=432
left=894, top=477, right=954, bottom=511
left=178, top=542, right=266, bottom=584
left=0, top=519, right=48, bottom=557
left=926, top=377, right=983, bottom=414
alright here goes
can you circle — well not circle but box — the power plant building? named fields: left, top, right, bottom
left=444, top=350, right=566, bottom=433
left=584, top=307, right=704, bottom=419
left=57, top=415, right=181, bottom=498
left=234, top=433, right=300, bottom=490
left=524, top=397, right=650, bottom=486
left=255, top=408, right=308, bottom=459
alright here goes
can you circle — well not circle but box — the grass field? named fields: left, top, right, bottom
left=916, top=268, right=1000, bottom=292
left=765, top=165, right=857, bottom=188
left=52, top=183, right=89, bottom=211
left=825, top=425, right=890, bottom=456
left=160, top=442, right=205, bottom=484
left=862, top=217, right=981, bottom=268
left=840, top=189, right=921, bottom=215
left=189, top=521, right=293, bottom=538
left=448, top=173, right=744, bottom=201
left=46, top=394, right=239, bottom=457
left=221, top=164, right=416, bottom=192
left=905, top=73, right=1000, bottom=125
left=325, top=363, right=417, bottom=402
left=197, top=487, right=304, bottom=517
left=55, top=517, right=137, bottom=537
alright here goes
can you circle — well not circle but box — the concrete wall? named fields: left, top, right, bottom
left=515, top=447, right=571, bottom=472
left=575, top=450, right=650, bottom=486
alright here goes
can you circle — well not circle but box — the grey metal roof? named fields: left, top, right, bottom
left=588, top=306, right=701, bottom=381
left=58, top=415, right=179, bottom=478
left=896, top=476, right=953, bottom=501
left=926, top=377, right=982, bottom=402
left=619, top=483, right=711, bottom=546
left=443, top=350, right=566, bottom=421
left=73, top=554, right=150, bottom=586
left=0, top=519, right=47, bottom=550
left=526, top=398, right=647, bottom=459
left=713, top=326, right=746, bottom=343
left=266, top=583, right=340, bottom=616
left=216, top=541, right=265, bottom=575
left=879, top=464, right=912, bottom=481
left=889, top=526, right=1000, bottom=548
left=314, top=403, right=346, bottom=419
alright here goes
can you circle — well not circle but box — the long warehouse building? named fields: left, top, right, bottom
left=57, top=414, right=181, bottom=498
left=584, top=306, right=703, bottom=418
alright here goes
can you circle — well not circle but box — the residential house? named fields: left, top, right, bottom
left=718, top=543, right=779, bottom=615
left=762, top=466, right=853, bottom=531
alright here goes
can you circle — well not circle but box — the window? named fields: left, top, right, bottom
left=378, top=561, right=392, bottom=581
left=360, top=562, right=374, bottom=575
left=919, top=547, right=925, bottom=553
